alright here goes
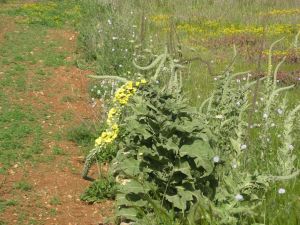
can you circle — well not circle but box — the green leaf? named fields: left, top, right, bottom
left=118, top=179, right=150, bottom=194
left=116, top=193, right=147, bottom=207
left=165, top=189, right=194, bottom=211
left=116, top=207, right=139, bottom=221
left=115, top=158, right=140, bottom=176
left=179, top=140, right=214, bottom=176
left=173, top=160, right=192, bottom=178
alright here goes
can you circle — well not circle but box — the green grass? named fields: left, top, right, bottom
left=13, top=181, right=32, bottom=191
left=0, top=199, right=18, bottom=213
left=66, top=122, right=98, bottom=147
left=49, top=196, right=61, bottom=206
left=0, top=3, right=78, bottom=173
left=3, top=0, right=82, bottom=28
left=52, top=146, right=65, bottom=155
left=0, top=1, right=91, bottom=224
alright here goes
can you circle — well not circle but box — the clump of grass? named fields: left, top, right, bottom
left=66, top=123, right=98, bottom=147
left=13, top=181, right=32, bottom=191
left=52, top=146, right=65, bottom=155
left=49, top=196, right=61, bottom=206
left=0, top=199, right=17, bottom=213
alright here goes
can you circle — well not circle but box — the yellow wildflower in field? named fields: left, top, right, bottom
left=22, top=2, right=57, bottom=11
left=95, top=79, right=147, bottom=146
left=261, top=8, right=300, bottom=16
left=114, top=81, right=138, bottom=105
left=151, top=14, right=170, bottom=24
left=177, top=23, right=203, bottom=34
left=268, top=24, right=294, bottom=35
left=95, top=124, right=119, bottom=146
left=222, top=25, right=264, bottom=35
left=107, top=107, right=120, bottom=125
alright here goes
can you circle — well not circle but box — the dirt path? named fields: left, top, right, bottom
left=0, top=3, right=112, bottom=225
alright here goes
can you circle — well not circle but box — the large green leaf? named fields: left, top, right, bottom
left=118, top=179, right=150, bottom=194
left=115, top=207, right=140, bottom=221
left=165, top=188, right=195, bottom=211
left=173, top=160, right=193, bottom=179
left=116, top=193, right=147, bottom=207
left=115, top=158, right=140, bottom=176
left=180, top=140, right=214, bottom=176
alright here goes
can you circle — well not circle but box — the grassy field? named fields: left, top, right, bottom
left=0, top=0, right=299, bottom=224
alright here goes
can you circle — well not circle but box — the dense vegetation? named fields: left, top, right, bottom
left=77, top=0, right=300, bottom=224
left=0, top=0, right=299, bottom=224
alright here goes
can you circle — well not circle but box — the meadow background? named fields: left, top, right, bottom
left=0, top=0, right=299, bottom=224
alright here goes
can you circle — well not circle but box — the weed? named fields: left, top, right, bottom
left=49, top=196, right=61, bottom=206
left=52, top=146, right=65, bottom=155
left=80, top=176, right=116, bottom=203
left=14, top=181, right=32, bottom=191
left=0, top=199, right=17, bottom=213
left=67, top=123, right=97, bottom=147
left=60, top=95, right=76, bottom=103
left=61, top=110, right=74, bottom=121
left=49, top=208, right=57, bottom=216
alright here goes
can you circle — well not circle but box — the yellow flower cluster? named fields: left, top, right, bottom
left=151, top=14, right=170, bottom=24
left=95, top=124, right=119, bottom=146
left=152, top=12, right=298, bottom=39
left=261, top=8, right=300, bottom=16
left=107, top=107, right=120, bottom=125
left=177, top=24, right=203, bottom=34
left=114, top=79, right=146, bottom=105
left=267, top=24, right=294, bottom=35
left=22, top=2, right=57, bottom=11
left=94, top=79, right=147, bottom=146
left=222, top=25, right=264, bottom=35
left=262, top=49, right=300, bottom=57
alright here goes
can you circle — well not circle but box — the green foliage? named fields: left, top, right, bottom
left=49, top=196, right=61, bottom=206
left=67, top=123, right=98, bottom=147
left=9, top=1, right=81, bottom=27
left=0, top=199, right=17, bottom=213
left=67, top=122, right=117, bottom=161
left=105, top=46, right=299, bottom=224
left=76, top=0, right=300, bottom=223
left=0, top=106, right=43, bottom=172
left=52, top=146, right=65, bottom=155
left=111, top=81, right=217, bottom=222
left=89, top=80, right=119, bottom=101
left=13, top=181, right=32, bottom=191
left=80, top=176, right=116, bottom=203
left=77, top=0, right=139, bottom=76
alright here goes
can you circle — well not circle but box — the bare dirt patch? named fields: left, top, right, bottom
left=0, top=15, right=15, bottom=43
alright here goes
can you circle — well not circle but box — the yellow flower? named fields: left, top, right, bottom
left=107, top=107, right=119, bottom=124
left=135, top=81, right=140, bottom=87
left=141, top=79, right=147, bottom=84
left=112, top=124, right=119, bottom=131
